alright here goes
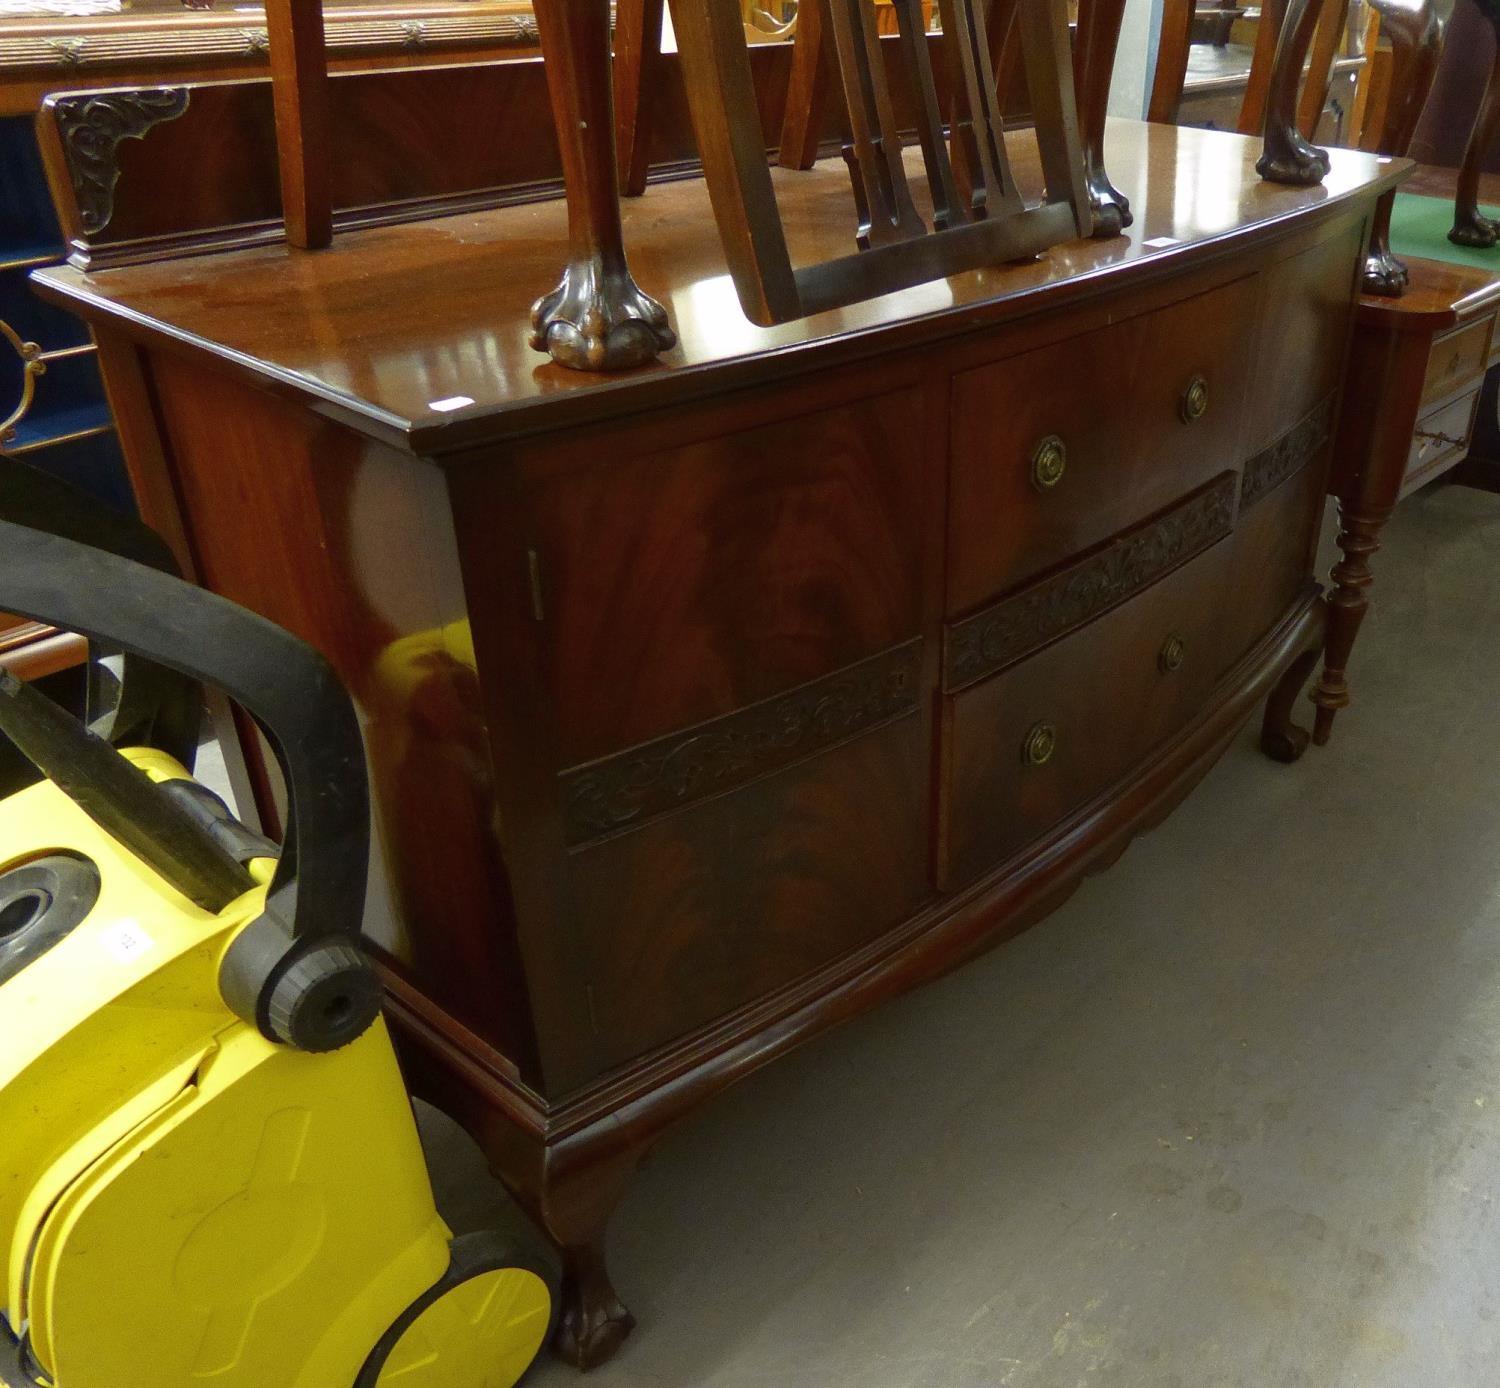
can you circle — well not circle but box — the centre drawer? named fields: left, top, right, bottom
left=948, top=274, right=1256, bottom=613
left=941, top=534, right=1235, bottom=889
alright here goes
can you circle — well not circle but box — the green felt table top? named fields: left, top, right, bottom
left=1390, top=191, right=1500, bottom=273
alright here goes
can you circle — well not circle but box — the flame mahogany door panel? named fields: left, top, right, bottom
left=449, top=366, right=939, bottom=1087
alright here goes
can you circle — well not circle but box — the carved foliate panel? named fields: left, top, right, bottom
left=1239, top=395, right=1335, bottom=508
left=945, top=473, right=1238, bottom=691
left=561, top=640, right=922, bottom=847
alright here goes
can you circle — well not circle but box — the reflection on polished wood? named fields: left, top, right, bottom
left=34, top=117, right=1405, bottom=1368
left=39, top=121, right=1404, bottom=450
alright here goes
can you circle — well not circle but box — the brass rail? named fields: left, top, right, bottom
left=0, top=318, right=101, bottom=456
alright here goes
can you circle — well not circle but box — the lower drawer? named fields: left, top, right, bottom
left=1405, top=387, right=1481, bottom=494
left=942, top=537, right=1234, bottom=888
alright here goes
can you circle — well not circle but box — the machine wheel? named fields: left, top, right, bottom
left=356, top=1230, right=559, bottom=1387
left=0, top=853, right=100, bottom=988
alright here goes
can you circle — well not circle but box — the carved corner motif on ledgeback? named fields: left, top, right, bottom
left=53, top=88, right=191, bottom=237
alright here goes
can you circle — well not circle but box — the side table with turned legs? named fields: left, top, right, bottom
left=1318, top=253, right=1500, bottom=740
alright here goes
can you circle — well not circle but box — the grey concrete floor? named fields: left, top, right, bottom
left=446, top=484, right=1500, bottom=1387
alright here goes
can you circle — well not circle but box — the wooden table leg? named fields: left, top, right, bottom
left=530, top=0, right=677, bottom=372
left=1311, top=327, right=1427, bottom=742
left=1311, top=496, right=1394, bottom=743
left=533, top=1143, right=647, bottom=1370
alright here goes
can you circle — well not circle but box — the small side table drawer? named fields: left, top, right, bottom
left=1422, top=318, right=1493, bottom=406
left=1405, top=386, right=1482, bottom=494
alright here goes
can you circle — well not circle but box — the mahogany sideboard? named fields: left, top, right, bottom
left=32, top=119, right=1404, bottom=1369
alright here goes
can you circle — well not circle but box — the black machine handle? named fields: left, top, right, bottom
left=0, top=514, right=378, bottom=1052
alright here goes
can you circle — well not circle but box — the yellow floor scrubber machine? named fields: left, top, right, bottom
left=0, top=469, right=557, bottom=1388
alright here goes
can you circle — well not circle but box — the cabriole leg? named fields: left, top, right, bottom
left=1452, top=28, right=1500, bottom=247
left=1256, top=0, right=1333, bottom=186
left=530, top=0, right=676, bottom=372
left=1074, top=0, right=1133, bottom=236
left=527, top=1140, right=646, bottom=1370
left=1262, top=637, right=1321, bottom=763
left=1365, top=0, right=1450, bottom=286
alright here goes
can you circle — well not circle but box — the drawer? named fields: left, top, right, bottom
left=948, top=275, right=1256, bottom=612
left=1405, top=387, right=1481, bottom=492
left=943, top=536, right=1234, bottom=889
left=1422, top=319, right=1493, bottom=407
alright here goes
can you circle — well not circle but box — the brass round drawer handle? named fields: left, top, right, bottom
left=1180, top=375, right=1209, bottom=424
left=1022, top=720, right=1058, bottom=767
left=1158, top=633, right=1187, bottom=674
left=1030, top=435, right=1067, bottom=492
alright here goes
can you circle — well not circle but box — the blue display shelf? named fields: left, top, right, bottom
left=1, top=114, right=131, bottom=512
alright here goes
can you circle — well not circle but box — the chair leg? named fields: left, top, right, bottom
left=1256, top=0, right=1334, bottom=186
left=615, top=0, right=667, bottom=197
left=530, top=0, right=677, bottom=372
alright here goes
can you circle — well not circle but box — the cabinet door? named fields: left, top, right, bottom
left=496, top=383, right=935, bottom=1085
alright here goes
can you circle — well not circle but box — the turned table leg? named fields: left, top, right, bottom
left=1256, top=0, right=1333, bottom=186
left=1074, top=0, right=1133, bottom=236
left=1310, top=496, right=1393, bottom=744
left=530, top=0, right=677, bottom=372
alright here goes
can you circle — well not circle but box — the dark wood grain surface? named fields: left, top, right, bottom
left=35, top=119, right=1406, bottom=453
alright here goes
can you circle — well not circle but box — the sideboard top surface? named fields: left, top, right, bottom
left=35, top=118, right=1405, bottom=456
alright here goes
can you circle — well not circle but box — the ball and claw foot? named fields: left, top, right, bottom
left=1261, top=716, right=1311, bottom=764
left=554, top=1276, right=636, bottom=1369
left=1450, top=210, right=1500, bottom=249
left=530, top=260, right=676, bottom=372
left=1362, top=248, right=1410, bottom=298
left=1087, top=174, right=1133, bottom=240
left=1260, top=647, right=1320, bottom=764
left=1256, top=134, right=1332, bottom=188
